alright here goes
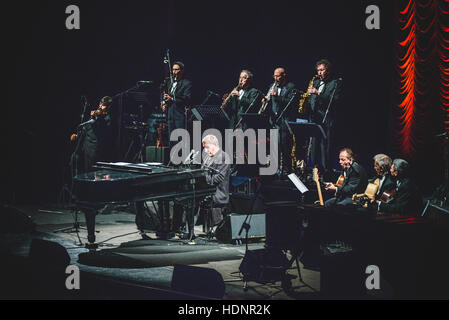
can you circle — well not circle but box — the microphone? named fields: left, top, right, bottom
left=183, top=149, right=196, bottom=164
left=192, top=150, right=200, bottom=163
left=338, top=78, right=343, bottom=82
left=207, top=90, right=221, bottom=98
left=137, top=80, right=154, bottom=85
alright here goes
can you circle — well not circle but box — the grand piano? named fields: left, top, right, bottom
left=72, top=162, right=216, bottom=243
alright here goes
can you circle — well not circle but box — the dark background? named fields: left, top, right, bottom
left=3, top=0, right=445, bottom=204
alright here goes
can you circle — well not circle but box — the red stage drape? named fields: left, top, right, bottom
left=397, top=0, right=449, bottom=157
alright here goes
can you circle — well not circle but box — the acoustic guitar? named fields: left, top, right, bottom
left=352, top=178, right=380, bottom=207
left=313, top=168, right=324, bottom=206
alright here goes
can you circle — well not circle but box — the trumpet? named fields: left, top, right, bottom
left=258, top=82, right=277, bottom=114
left=220, top=84, right=240, bottom=110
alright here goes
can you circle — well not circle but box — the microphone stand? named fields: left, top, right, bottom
left=322, top=79, right=341, bottom=126
left=321, top=79, right=341, bottom=170
left=234, top=90, right=262, bottom=130
left=274, top=89, right=299, bottom=127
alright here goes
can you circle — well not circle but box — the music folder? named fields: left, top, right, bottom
left=288, top=173, right=309, bottom=194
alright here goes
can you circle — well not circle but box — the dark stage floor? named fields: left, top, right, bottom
left=2, top=203, right=449, bottom=300
left=0, top=204, right=322, bottom=300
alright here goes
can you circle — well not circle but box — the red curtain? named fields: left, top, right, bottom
left=397, top=0, right=449, bottom=156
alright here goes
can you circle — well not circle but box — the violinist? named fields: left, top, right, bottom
left=71, top=96, right=114, bottom=173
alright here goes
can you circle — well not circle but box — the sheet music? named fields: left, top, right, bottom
left=288, top=174, right=309, bottom=194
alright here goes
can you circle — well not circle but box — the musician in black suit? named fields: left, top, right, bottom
left=262, top=67, right=298, bottom=174
left=376, top=159, right=423, bottom=216
left=201, top=134, right=232, bottom=236
left=308, top=59, right=342, bottom=169
left=229, top=70, right=262, bottom=130
left=325, top=148, right=368, bottom=207
left=161, top=61, right=192, bottom=143
left=70, top=96, right=114, bottom=174
left=370, top=154, right=396, bottom=201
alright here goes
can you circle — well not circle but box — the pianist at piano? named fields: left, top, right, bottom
left=201, top=134, right=232, bottom=235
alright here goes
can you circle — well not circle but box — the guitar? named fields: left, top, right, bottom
left=379, top=188, right=396, bottom=203
left=313, top=168, right=324, bottom=206
left=324, top=174, right=345, bottom=196
left=352, top=178, right=380, bottom=207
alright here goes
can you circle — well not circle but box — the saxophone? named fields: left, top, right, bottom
left=298, top=75, right=319, bottom=113
left=291, top=75, right=318, bottom=172
left=221, top=84, right=240, bottom=110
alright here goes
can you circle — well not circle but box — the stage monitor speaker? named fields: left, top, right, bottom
left=229, top=193, right=265, bottom=214
left=171, top=264, right=225, bottom=299
left=28, top=239, right=72, bottom=298
left=421, top=201, right=449, bottom=220
left=215, top=213, right=266, bottom=243
left=0, top=205, right=35, bottom=234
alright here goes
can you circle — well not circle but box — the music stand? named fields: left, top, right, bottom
left=286, top=121, right=327, bottom=141
left=286, top=121, right=327, bottom=168
left=191, top=105, right=230, bottom=132
left=241, top=113, right=270, bottom=129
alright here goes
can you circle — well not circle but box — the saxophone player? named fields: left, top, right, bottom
left=308, top=59, right=342, bottom=170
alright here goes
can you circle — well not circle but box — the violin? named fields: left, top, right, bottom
left=90, top=105, right=109, bottom=119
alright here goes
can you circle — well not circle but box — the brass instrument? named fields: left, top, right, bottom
left=291, top=135, right=297, bottom=172
left=291, top=75, right=318, bottom=171
left=258, top=83, right=277, bottom=114
left=298, top=75, right=319, bottom=113
left=220, top=85, right=240, bottom=110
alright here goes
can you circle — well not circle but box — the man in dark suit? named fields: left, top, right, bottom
left=262, top=67, right=298, bottom=174
left=201, top=134, right=232, bottom=237
left=229, top=70, right=262, bottom=130
left=370, top=154, right=396, bottom=201
left=161, top=61, right=192, bottom=143
left=376, top=159, right=423, bottom=216
left=70, top=96, right=114, bottom=174
left=325, top=148, right=368, bottom=207
left=308, top=59, right=342, bottom=169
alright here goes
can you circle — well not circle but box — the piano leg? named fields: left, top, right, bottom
left=83, top=208, right=97, bottom=244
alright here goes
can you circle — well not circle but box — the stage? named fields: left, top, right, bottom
left=0, top=204, right=323, bottom=300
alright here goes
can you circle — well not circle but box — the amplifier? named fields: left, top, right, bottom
left=215, top=213, right=266, bottom=243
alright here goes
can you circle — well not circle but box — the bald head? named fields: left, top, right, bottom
left=274, top=68, right=286, bottom=85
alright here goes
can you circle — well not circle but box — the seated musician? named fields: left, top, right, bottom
left=324, top=148, right=368, bottom=207
left=201, top=135, right=232, bottom=235
left=369, top=154, right=396, bottom=202
left=375, top=159, right=423, bottom=216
